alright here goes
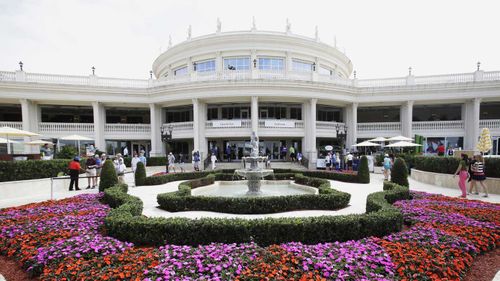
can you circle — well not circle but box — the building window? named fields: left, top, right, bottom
left=290, top=107, right=302, bottom=120
left=319, top=66, right=332, bottom=76
left=196, top=60, right=215, bottom=72
left=165, top=106, right=193, bottom=123
left=292, top=60, right=313, bottom=72
left=223, top=57, right=250, bottom=70
left=207, top=107, right=218, bottom=120
left=258, top=57, right=284, bottom=71
left=174, top=66, right=188, bottom=76
left=317, top=106, right=342, bottom=122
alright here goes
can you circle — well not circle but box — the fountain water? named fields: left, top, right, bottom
left=235, top=132, right=274, bottom=195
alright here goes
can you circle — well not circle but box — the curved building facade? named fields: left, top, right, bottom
left=1, top=29, right=500, bottom=165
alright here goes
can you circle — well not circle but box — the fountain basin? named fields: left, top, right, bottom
left=191, top=180, right=318, bottom=197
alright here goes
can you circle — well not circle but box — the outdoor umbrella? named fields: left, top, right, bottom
left=0, top=126, right=40, bottom=154
left=0, top=137, right=20, bottom=144
left=385, top=141, right=422, bottom=147
left=368, top=137, right=387, bottom=142
left=25, top=140, right=53, bottom=145
left=60, top=134, right=94, bottom=155
left=352, top=141, right=381, bottom=147
left=387, top=135, right=413, bottom=142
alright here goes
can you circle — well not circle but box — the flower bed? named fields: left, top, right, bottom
left=0, top=188, right=499, bottom=280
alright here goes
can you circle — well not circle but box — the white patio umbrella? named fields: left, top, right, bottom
left=60, top=134, right=94, bottom=154
left=368, top=137, right=388, bottom=142
left=25, top=140, right=53, bottom=145
left=0, top=127, right=40, bottom=154
left=387, top=135, right=413, bottom=142
left=352, top=141, right=381, bottom=147
left=385, top=141, right=422, bottom=147
left=0, top=137, right=20, bottom=144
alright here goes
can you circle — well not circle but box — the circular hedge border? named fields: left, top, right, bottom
left=156, top=173, right=351, bottom=214
left=102, top=171, right=409, bottom=246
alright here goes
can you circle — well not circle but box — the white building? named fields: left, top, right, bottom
left=1, top=28, right=499, bottom=165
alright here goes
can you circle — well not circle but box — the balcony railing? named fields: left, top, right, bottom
left=479, top=119, right=500, bottom=129
left=162, top=121, right=194, bottom=130
left=357, top=122, right=401, bottom=132
left=205, top=119, right=251, bottom=129
left=105, top=123, right=151, bottom=133
left=0, top=121, right=23, bottom=130
left=412, top=120, right=464, bottom=131
left=1, top=69, right=500, bottom=89
left=39, top=122, right=94, bottom=132
left=259, top=119, right=304, bottom=129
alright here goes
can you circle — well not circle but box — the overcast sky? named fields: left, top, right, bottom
left=1, top=0, right=499, bottom=79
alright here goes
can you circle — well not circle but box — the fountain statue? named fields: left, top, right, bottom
left=235, top=131, right=274, bottom=195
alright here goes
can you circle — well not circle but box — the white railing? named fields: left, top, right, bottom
left=1, top=69, right=500, bottom=89
left=162, top=121, right=194, bottom=131
left=479, top=119, right=500, bottom=129
left=357, top=122, right=401, bottom=131
left=205, top=119, right=251, bottom=129
left=259, top=119, right=304, bottom=129
left=0, top=121, right=23, bottom=129
left=412, top=120, right=464, bottom=130
left=316, top=121, right=345, bottom=130
left=39, top=122, right=94, bottom=132
left=105, top=123, right=151, bottom=133
left=413, top=73, right=474, bottom=85
left=357, top=77, right=407, bottom=87
left=0, top=71, right=16, bottom=82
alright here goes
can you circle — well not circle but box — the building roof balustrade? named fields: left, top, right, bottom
left=1, top=69, right=500, bottom=90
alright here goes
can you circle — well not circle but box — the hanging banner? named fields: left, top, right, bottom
left=264, top=120, right=295, bottom=128
left=212, top=120, right=242, bottom=128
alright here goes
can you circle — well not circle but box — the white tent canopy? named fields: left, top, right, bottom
left=0, top=127, right=40, bottom=154
left=387, top=135, right=413, bottom=142
left=352, top=141, right=381, bottom=147
left=0, top=137, right=20, bottom=144
left=386, top=141, right=422, bottom=147
left=368, top=137, right=387, bottom=142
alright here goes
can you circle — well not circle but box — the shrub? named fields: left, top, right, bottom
left=55, top=146, right=78, bottom=159
left=357, top=156, right=370, bottom=183
left=134, top=162, right=146, bottom=186
left=391, top=158, right=409, bottom=187
left=104, top=179, right=408, bottom=246
left=0, top=159, right=71, bottom=182
left=124, top=156, right=167, bottom=167
left=157, top=174, right=350, bottom=214
left=99, top=160, right=118, bottom=192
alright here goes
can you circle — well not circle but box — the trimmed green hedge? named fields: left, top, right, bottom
left=357, top=156, right=370, bottom=183
left=391, top=158, right=409, bottom=187
left=123, top=156, right=167, bottom=167
left=103, top=174, right=408, bottom=246
left=0, top=159, right=72, bottom=182
left=156, top=173, right=350, bottom=214
left=99, top=160, right=118, bottom=192
left=142, top=171, right=213, bottom=186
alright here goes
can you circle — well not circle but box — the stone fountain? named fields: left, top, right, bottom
left=235, top=132, right=274, bottom=195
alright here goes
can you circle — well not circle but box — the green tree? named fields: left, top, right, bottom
left=134, top=161, right=146, bottom=186
left=55, top=146, right=78, bottom=159
left=99, top=160, right=118, bottom=192
left=391, top=157, right=409, bottom=187
left=357, top=155, right=370, bottom=183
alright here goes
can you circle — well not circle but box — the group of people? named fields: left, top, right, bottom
left=454, top=153, right=489, bottom=198
left=68, top=153, right=107, bottom=191
left=324, top=151, right=358, bottom=171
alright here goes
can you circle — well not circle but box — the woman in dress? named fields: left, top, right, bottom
left=471, top=154, right=489, bottom=198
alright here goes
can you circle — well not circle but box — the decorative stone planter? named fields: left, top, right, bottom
left=411, top=168, right=500, bottom=195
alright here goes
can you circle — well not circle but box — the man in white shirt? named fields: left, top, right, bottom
left=347, top=153, right=354, bottom=170
left=131, top=153, right=140, bottom=173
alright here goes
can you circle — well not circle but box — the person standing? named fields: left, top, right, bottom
left=123, top=146, right=129, bottom=157
left=346, top=153, right=354, bottom=171
left=225, top=145, right=231, bottom=162
left=453, top=159, right=469, bottom=198
left=85, top=155, right=97, bottom=189
left=471, top=154, right=489, bottom=197
left=116, top=158, right=126, bottom=183
left=335, top=152, right=341, bottom=171
left=131, top=152, right=140, bottom=173
left=138, top=152, right=147, bottom=167
left=437, top=142, right=445, bottom=156
left=40, top=144, right=53, bottom=160
left=193, top=150, right=200, bottom=171
left=68, top=156, right=82, bottom=191
left=167, top=152, right=176, bottom=173
left=210, top=153, right=217, bottom=170
left=289, top=145, right=296, bottom=162
left=94, top=154, right=102, bottom=186
left=383, top=154, right=392, bottom=181
left=467, top=155, right=479, bottom=195
left=325, top=152, right=332, bottom=171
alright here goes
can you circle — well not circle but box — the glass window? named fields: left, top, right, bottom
left=290, top=107, right=302, bottom=120
left=207, top=108, right=218, bottom=120
left=195, top=60, right=215, bottom=72
left=174, top=66, right=188, bottom=76
left=319, top=66, right=332, bottom=75
left=292, top=60, right=313, bottom=72
left=258, top=57, right=284, bottom=71
left=223, top=57, right=250, bottom=70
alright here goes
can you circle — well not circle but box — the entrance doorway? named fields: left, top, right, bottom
left=132, top=141, right=151, bottom=157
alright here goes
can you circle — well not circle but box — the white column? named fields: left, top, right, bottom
left=251, top=96, right=259, bottom=133
left=192, top=99, right=208, bottom=159
left=401, top=100, right=414, bottom=138
left=149, top=104, right=163, bottom=156
left=92, top=102, right=105, bottom=152
left=307, top=98, right=317, bottom=166
left=20, top=99, right=40, bottom=153
left=345, top=103, right=358, bottom=148
left=464, top=98, right=481, bottom=150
